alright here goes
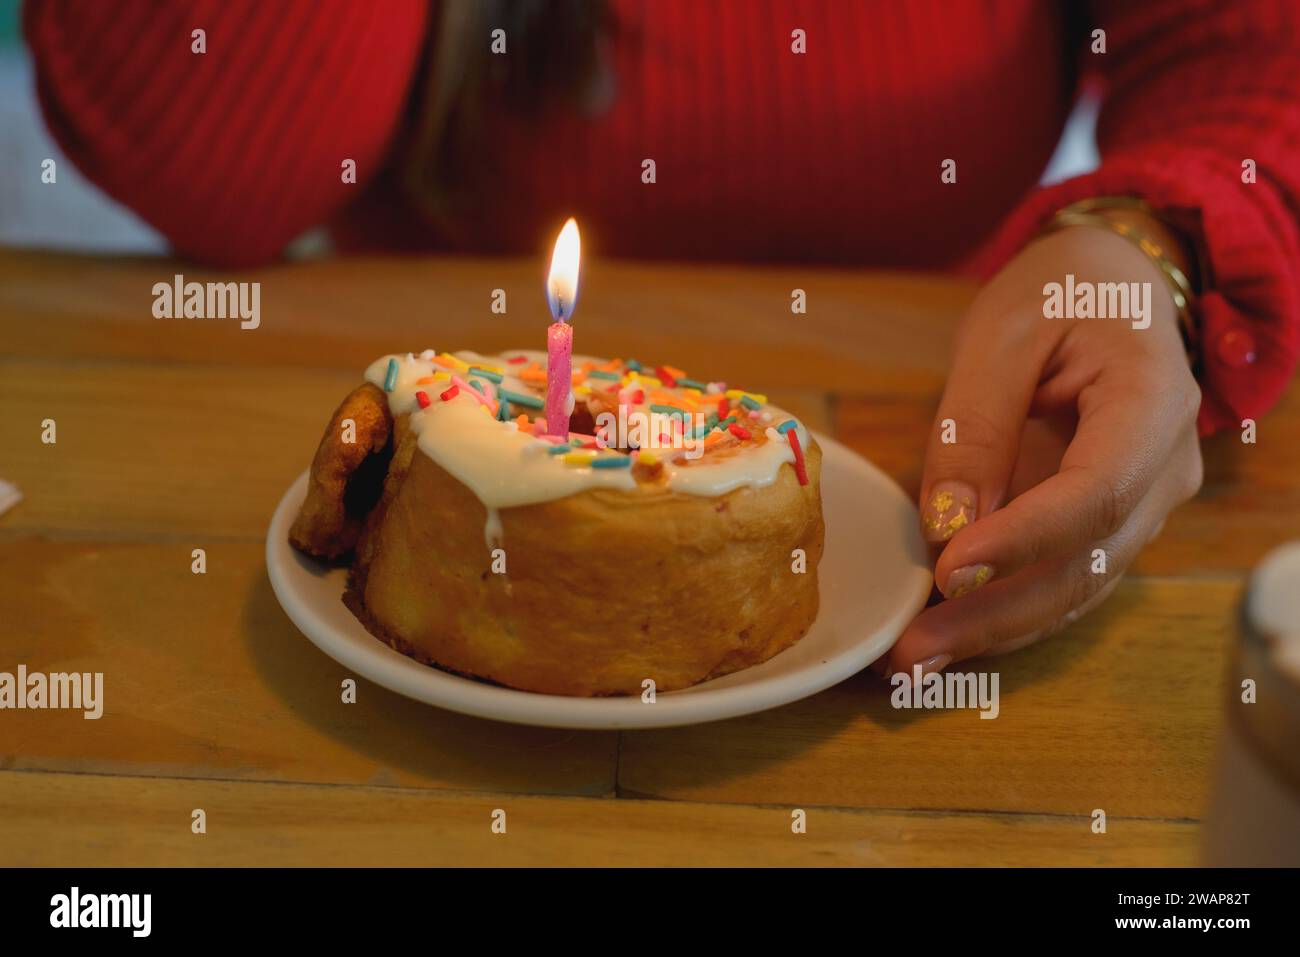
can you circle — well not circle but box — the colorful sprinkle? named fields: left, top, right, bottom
left=650, top=404, right=688, bottom=418
left=507, top=355, right=528, bottom=364
left=725, top=389, right=768, bottom=404
left=547, top=445, right=571, bottom=455
left=434, top=352, right=470, bottom=372
left=415, top=390, right=431, bottom=409
left=728, top=423, right=752, bottom=441
left=637, top=451, right=659, bottom=466
left=590, top=455, right=632, bottom=469
left=563, top=451, right=597, bottom=466
left=777, top=419, right=799, bottom=434
left=439, top=384, right=459, bottom=402
left=383, top=358, right=399, bottom=392
left=451, top=375, right=497, bottom=414
left=739, top=395, right=761, bottom=411
left=469, top=366, right=504, bottom=383
left=501, top=389, right=544, bottom=409
left=677, top=377, right=707, bottom=390
left=587, top=369, right=620, bottom=381
left=655, top=365, right=678, bottom=387
left=626, top=358, right=642, bottom=372
left=787, top=429, right=809, bottom=485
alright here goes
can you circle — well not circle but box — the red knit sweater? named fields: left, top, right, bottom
left=24, top=0, right=1300, bottom=434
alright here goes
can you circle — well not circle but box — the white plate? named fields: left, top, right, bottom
left=266, top=433, right=931, bottom=729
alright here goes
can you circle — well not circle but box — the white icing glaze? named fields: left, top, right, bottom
left=363, top=349, right=810, bottom=511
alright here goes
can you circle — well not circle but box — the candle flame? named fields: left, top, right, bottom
left=546, top=217, right=581, bottom=322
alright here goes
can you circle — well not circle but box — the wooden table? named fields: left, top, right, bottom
left=2, top=247, right=1295, bottom=866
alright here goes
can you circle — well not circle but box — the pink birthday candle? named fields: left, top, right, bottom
left=545, top=218, right=580, bottom=436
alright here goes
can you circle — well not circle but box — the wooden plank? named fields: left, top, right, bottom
left=0, top=770, right=1199, bottom=867
left=0, top=249, right=969, bottom=389
left=0, top=359, right=832, bottom=540
left=0, top=540, right=618, bottom=797
left=1136, top=411, right=1300, bottom=575
left=0, top=360, right=354, bottom=541
left=830, top=385, right=937, bottom=499
left=618, top=578, right=1235, bottom=821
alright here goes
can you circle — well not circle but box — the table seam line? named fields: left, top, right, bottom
left=0, top=766, right=1202, bottom=824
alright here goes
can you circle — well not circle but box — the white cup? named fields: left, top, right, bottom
left=1204, top=542, right=1300, bottom=866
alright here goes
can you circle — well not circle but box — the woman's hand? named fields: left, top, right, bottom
left=886, top=221, right=1205, bottom=674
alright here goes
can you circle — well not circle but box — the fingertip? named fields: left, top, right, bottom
left=940, top=562, right=997, bottom=599
left=932, top=517, right=997, bottom=593
left=920, top=480, right=978, bottom=545
left=887, top=609, right=957, bottom=675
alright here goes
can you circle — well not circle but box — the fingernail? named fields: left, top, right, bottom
left=922, top=481, right=977, bottom=543
left=915, top=654, right=952, bottom=675
left=943, top=562, right=995, bottom=599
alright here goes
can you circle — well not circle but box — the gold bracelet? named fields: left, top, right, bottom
left=1042, top=197, right=1200, bottom=359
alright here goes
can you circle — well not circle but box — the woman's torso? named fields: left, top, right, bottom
left=344, top=0, right=1076, bottom=266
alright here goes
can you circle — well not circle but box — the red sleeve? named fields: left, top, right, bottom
left=23, top=0, right=429, bottom=267
left=974, top=0, right=1300, bottom=436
